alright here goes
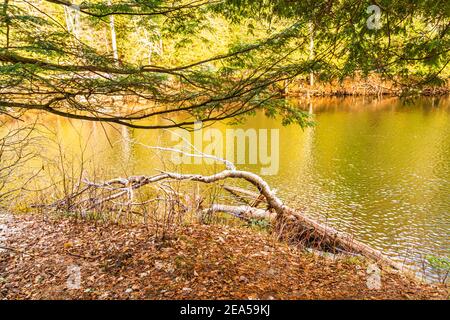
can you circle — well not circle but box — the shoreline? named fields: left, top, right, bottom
left=278, top=77, right=449, bottom=98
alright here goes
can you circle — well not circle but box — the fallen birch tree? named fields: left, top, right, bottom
left=45, top=145, right=405, bottom=272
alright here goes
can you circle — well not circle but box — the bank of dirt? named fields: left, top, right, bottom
left=0, top=214, right=447, bottom=300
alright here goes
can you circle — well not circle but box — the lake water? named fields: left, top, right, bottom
left=8, top=96, right=450, bottom=281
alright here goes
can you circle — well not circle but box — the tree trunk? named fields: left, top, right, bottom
left=108, top=0, right=119, bottom=63
left=224, top=185, right=404, bottom=271
left=309, top=21, right=314, bottom=87
left=52, top=164, right=406, bottom=273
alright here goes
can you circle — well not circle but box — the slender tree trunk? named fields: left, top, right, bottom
left=3, top=0, right=10, bottom=48
left=63, top=4, right=80, bottom=38
left=108, top=0, right=119, bottom=63
left=309, top=21, right=314, bottom=87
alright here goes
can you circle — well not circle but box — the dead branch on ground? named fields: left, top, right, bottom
left=40, top=145, right=406, bottom=272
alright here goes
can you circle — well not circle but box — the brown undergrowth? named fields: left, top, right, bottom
left=0, top=214, right=448, bottom=300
